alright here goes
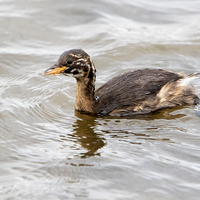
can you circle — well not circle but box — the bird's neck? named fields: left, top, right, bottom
left=75, top=78, right=96, bottom=113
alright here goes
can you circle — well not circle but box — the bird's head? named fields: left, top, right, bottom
left=43, top=49, right=96, bottom=80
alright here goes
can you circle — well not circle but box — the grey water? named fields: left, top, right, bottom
left=1, top=0, right=200, bottom=199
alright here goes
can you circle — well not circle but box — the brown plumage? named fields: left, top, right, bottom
left=43, top=49, right=199, bottom=116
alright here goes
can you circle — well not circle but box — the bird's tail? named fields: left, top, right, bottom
left=188, top=72, right=200, bottom=78
left=179, top=72, right=200, bottom=87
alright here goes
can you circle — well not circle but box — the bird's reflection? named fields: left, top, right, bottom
left=72, top=111, right=106, bottom=158
left=68, top=106, right=188, bottom=158
left=144, top=106, right=187, bottom=120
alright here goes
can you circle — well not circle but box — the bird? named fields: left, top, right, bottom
left=43, top=49, right=200, bottom=116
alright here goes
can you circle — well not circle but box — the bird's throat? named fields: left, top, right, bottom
left=75, top=78, right=96, bottom=113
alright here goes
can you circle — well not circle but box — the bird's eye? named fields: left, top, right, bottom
left=67, top=60, right=73, bottom=65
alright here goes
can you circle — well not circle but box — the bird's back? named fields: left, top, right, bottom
left=95, top=68, right=189, bottom=116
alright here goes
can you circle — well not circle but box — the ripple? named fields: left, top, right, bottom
left=1, top=0, right=200, bottom=200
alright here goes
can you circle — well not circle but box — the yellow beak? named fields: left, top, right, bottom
left=43, top=65, right=67, bottom=76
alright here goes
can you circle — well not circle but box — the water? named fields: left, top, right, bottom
left=1, top=0, right=200, bottom=199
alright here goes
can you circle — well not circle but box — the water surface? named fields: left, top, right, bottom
left=1, top=0, right=200, bottom=199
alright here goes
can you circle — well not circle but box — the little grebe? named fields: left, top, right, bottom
left=43, top=49, right=200, bottom=116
